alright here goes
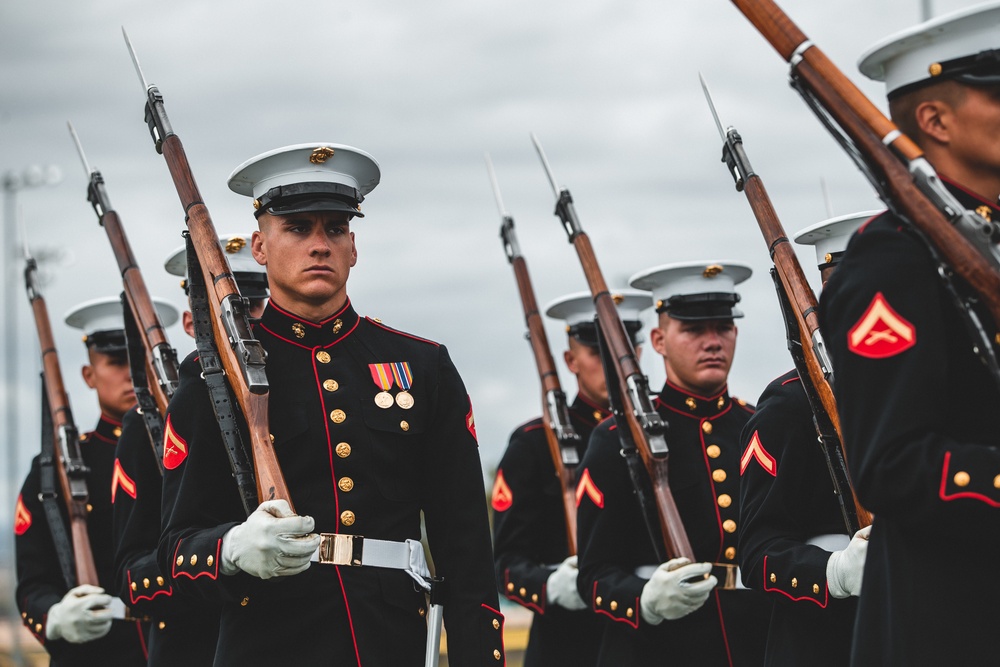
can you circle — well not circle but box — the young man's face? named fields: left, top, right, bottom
left=251, top=210, right=356, bottom=318
left=651, top=316, right=737, bottom=397
left=942, top=84, right=1000, bottom=178
left=81, top=349, right=135, bottom=421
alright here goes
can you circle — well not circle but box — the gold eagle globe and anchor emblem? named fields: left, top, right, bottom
left=310, top=146, right=336, bottom=164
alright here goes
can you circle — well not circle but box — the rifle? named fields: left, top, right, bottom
left=699, top=76, right=871, bottom=533
left=67, top=122, right=179, bottom=475
left=530, top=134, right=693, bottom=563
left=122, top=30, right=290, bottom=508
left=729, top=0, right=1000, bottom=384
left=23, top=243, right=99, bottom=587
left=485, top=153, right=582, bottom=554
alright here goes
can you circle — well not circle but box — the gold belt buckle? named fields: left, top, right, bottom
left=318, top=533, right=363, bottom=566
left=712, top=563, right=738, bottom=590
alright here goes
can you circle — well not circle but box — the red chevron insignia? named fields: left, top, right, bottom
left=163, top=415, right=189, bottom=470
left=466, top=396, right=478, bottom=442
left=14, top=495, right=31, bottom=535
left=847, top=292, right=916, bottom=359
left=741, top=430, right=777, bottom=476
left=111, top=459, right=137, bottom=503
left=491, top=470, right=513, bottom=512
left=575, top=469, right=605, bottom=508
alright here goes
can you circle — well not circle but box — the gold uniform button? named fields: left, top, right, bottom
left=338, top=477, right=354, bottom=492
left=494, top=649, right=502, bottom=661
left=725, top=547, right=736, bottom=560
left=929, top=62, right=943, bottom=76
left=791, top=578, right=798, bottom=588
left=176, top=555, right=184, bottom=567
left=723, top=519, right=737, bottom=533
left=336, top=442, right=351, bottom=458
left=626, top=608, right=634, bottom=618
left=493, top=619, right=500, bottom=630
left=330, top=409, right=346, bottom=424
left=418, top=607, right=426, bottom=617
left=316, top=351, right=331, bottom=364
left=813, top=584, right=820, bottom=594
left=143, top=578, right=150, bottom=589
left=595, top=596, right=603, bottom=606
left=531, top=593, right=538, bottom=603
left=341, top=511, right=356, bottom=526
left=157, top=576, right=165, bottom=586
left=323, top=379, right=339, bottom=392
left=712, top=469, right=727, bottom=483
left=685, top=397, right=697, bottom=410
left=114, top=427, right=122, bottom=438
left=207, top=555, right=214, bottom=567
left=241, top=597, right=249, bottom=606
left=158, top=621, right=166, bottom=630
left=506, top=583, right=515, bottom=592
left=702, top=421, right=713, bottom=434
left=87, top=503, right=93, bottom=513
left=717, top=493, right=732, bottom=508
left=994, top=474, right=1000, bottom=489
left=954, top=471, right=970, bottom=487
left=770, top=573, right=776, bottom=583
left=400, top=420, right=410, bottom=431
left=593, top=410, right=602, bottom=421
left=610, top=601, right=618, bottom=611
left=20, top=612, right=25, bottom=619
left=131, top=582, right=137, bottom=591
left=706, top=444, right=721, bottom=458
left=519, top=587, right=527, bottom=597
left=190, top=555, right=198, bottom=566
left=35, top=623, right=42, bottom=633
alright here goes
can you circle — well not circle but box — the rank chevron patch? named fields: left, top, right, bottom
left=741, top=430, right=777, bottom=476
left=466, top=396, right=478, bottom=441
left=111, top=459, right=137, bottom=502
left=163, top=415, right=189, bottom=470
left=14, top=494, right=31, bottom=535
left=492, top=470, right=513, bottom=512
left=847, top=292, right=916, bottom=359
left=575, top=469, right=605, bottom=508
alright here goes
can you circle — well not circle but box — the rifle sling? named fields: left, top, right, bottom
left=38, top=377, right=77, bottom=590
left=184, top=234, right=258, bottom=516
left=121, top=294, right=166, bottom=475
left=594, top=318, right=669, bottom=564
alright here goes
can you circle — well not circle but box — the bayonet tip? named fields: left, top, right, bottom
left=698, top=72, right=728, bottom=141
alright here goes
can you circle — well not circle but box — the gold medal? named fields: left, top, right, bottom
left=395, top=390, right=414, bottom=409
left=374, top=391, right=394, bottom=409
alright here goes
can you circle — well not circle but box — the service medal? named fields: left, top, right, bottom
left=369, top=363, right=395, bottom=409
left=395, top=391, right=414, bottom=409
left=391, top=362, right=414, bottom=409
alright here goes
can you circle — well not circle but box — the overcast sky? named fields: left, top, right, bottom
left=0, top=0, right=975, bottom=549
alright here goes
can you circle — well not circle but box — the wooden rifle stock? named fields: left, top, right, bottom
left=730, top=0, right=1000, bottom=327
left=131, top=63, right=291, bottom=508
left=24, top=263, right=99, bottom=586
left=572, top=231, right=694, bottom=561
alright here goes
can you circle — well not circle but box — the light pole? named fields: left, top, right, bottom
left=2, top=164, right=61, bottom=665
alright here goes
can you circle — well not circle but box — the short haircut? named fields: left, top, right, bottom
left=889, top=80, right=969, bottom=143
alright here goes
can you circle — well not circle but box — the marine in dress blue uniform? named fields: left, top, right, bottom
left=16, top=297, right=175, bottom=665
left=491, top=290, right=649, bottom=667
left=112, top=235, right=267, bottom=665
left=820, top=7, right=1000, bottom=663
left=576, top=261, right=771, bottom=666
left=738, top=213, right=876, bottom=666
left=155, top=143, right=504, bottom=666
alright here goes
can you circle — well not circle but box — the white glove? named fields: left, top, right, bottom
left=826, top=524, right=872, bottom=598
left=45, top=584, right=114, bottom=643
left=639, top=557, right=717, bottom=625
left=220, top=499, right=321, bottom=580
left=546, top=555, right=587, bottom=611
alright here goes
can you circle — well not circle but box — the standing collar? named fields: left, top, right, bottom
left=259, top=298, right=361, bottom=349
left=571, top=393, right=611, bottom=426
left=941, top=175, right=1000, bottom=223
left=656, top=380, right=731, bottom=418
left=85, top=413, right=122, bottom=444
